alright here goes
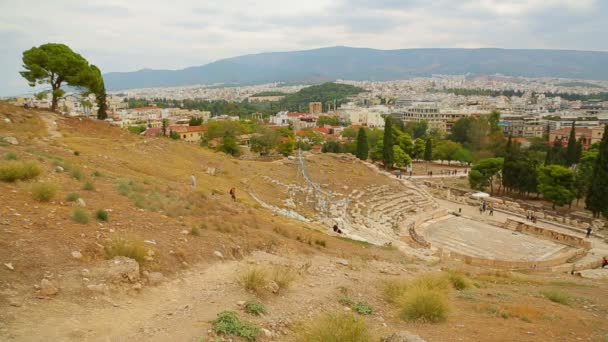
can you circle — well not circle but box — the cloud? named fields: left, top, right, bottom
left=0, top=0, right=605, bottom=95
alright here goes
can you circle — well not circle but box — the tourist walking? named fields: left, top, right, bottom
left=332, top=224, right=343, bottom=234
left=586, top=226, right=593, bottom=238
left=229, top=187, right=237, bottom=202
left=602, top=256, right=608, bottom=269
left=479, top=203, right=483, bottom=215
left=489, top=205, right=494, bottom=216
left=190, top=174, right=197, bottom=190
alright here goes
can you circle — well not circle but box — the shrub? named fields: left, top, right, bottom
left=4, top=152, right=18, bottom=160
left=338, top=296, right=354, bottom=306
left=31, top=182, right=57, bottom=202
left=444, top=270, right=472, bottom=290
left=382, top=279, right=409, bottom=304
left=104, top=238, right=147, bottom=263
left=0, top=160, right=41, bottom=182
left=96, top=209, right=109, bottom=221
left=541, top=290, right=570, bottom=305
left=70, top=167, right=84, bottom=180
left=191, top=225, right=201, bottom=236
left=66, top=192, right=80, bottom=202
left=399, top=287, right=449, bottom=323
left=244, top=302, right=266, bottom=316
left=83, top=180, right=95, bottom=191
left=272, top=266, right=296, bottom=292
left=409, top=273, right=450, bottom=292
left=240, top=268, right=268, bottom=294
left=213, top=311, right=260, bottom=341
left=71, top=208, right=90, bottom=224
left=73, top=150, right=80, bottom=156
left=92, top=170, right=102, bottom=177
left=314, top=239, right=327, bottom=247
left=296, top=312, right=371, bottom=342
left=353, top=302, right=373, bottom=315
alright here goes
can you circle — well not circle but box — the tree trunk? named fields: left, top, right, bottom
left=51, top=92, right=58, bottom=112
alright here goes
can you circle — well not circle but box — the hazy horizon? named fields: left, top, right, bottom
left=2, top=0, right=607, bottom=95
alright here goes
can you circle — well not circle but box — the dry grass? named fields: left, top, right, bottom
left=541, top=289, right=571, bottom=305
left=382, top=278, right=409, bottom=304
left=31, top=182, right=57, bottom=202
left=240, top=267, right=269, bottom=295
left=296, top=312, right=371, bottom=342
left=272, top=265, right=296, bottom=292
left=399, top=287, right=449, bottom=323
left=104, top=238, right=147, bottom=263
left=0, top=160, right=41, bottom=182
left=71, top=207, right=90, bottom=224
left=444, top=270, right=472, bottom=290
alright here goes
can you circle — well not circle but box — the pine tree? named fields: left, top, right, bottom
left=424, top=138, right=433, bottom=161
left=586, top=125, right=608, bottom=218
left=565, top=121, right=577, bottom=166
left=355, top=127, right=369, bottom=160
left=382, top=117, right=394, bottom=168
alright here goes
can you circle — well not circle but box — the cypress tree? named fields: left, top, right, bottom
left=575, top=139, right=583, bottom=164
left=382, top=117, right=394, bottom=168
left=355, top=127, right=369, bottom=160
left=586, top=125, right=608, bottom=218
left=424, top=138, right=433, bottom=161
left=565, top=121, right=577, bottom=166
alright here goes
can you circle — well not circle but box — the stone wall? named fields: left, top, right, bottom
left=503, top=219, right=592, bottom=249
left=439, top=247, right=586, bottom=270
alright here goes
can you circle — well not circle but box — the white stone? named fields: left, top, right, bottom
left=77, top=198, right=86, bottom=207
left=2, top=137, right=18, bottom=145
left=213, top=251, right=224, bottom=259
left=4, top=263, right=14, bottom=270
left=71, top=251, right=83, bottom=259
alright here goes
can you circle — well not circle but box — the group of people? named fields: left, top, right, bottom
left=525, top=211, right=537, bottom=223
left=479, top=201, right=494, bottom=216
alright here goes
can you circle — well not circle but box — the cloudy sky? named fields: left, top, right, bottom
left=1, top=0, right=606, bottom=95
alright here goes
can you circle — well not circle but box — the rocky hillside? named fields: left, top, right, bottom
left=0, top=102, right=607, bottom=341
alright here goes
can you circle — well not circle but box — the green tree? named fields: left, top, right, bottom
left=412, top=138, right=425, bottom=160
left=434, top=140, right=462, bottom=165
left=322, top=141, right=343, bottom=153
left=449, top=117, right=472, bottom=144
left=220, top=134, right=241, bottom=156
left=424, top=138, right=433, bottom=162
left=250, top=129, right=278, bottom=155
left=317, top=115, right=341, bottom=127
left=538, top=165, right=575, bottom=209
left=355, top=128, right=369, bottom=160
left=189, top=117, right=203, bottom=126
left=453, top=148, right=473, bottom=165
left=586, top=126, right=608, bottom=217
left=393, top=145, right=412, bottom=168
left=565, top=122, right=578, bottom=166
left=574, top=149, right=597, bottom=205
left=546, top=137, right=566, bottom=165
left=468, top=158, right=504, bottom=194
left=20, top=43, right=92, bottom=112
left=382, top=117, right=394, bottom=168
left=277, top=137, right=296, bottom=156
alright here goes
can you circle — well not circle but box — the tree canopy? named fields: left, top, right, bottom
left=538, top=165, right=575, bottom=209
left=355, top=128, right=369, bottom=161
left=586, top=126, right=608, bottom=217
left=20, top=43, right=104, bottom=113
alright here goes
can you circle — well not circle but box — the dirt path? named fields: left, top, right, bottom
left=39, top=112, right=63, bottom=139
left=3, top=251, right=396, bottom=342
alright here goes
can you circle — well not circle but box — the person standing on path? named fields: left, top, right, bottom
left=489, top=205, right=494, bottom=216
left=190, top=174, right=197, bottom=190
left=586, top=226, right=593, bottom=238
left=229, top=187, right=237, bottom=202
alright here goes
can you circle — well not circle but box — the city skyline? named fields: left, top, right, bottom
left=1, top=0, right=607, bottom=95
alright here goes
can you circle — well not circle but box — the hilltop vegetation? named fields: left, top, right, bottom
left=280, top=82, right=364, bottom=112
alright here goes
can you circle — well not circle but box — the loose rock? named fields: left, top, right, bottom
left=39, top=279, right=59, bottom=296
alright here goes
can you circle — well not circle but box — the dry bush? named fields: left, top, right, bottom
left=240, top=267, right=268, bottom=295
left=399, top=287, right=449, bottom=323
left=272, top=266, right=296, bottom=292
left=31, top=182, right=57, bottom=202
left=444, top=270, right=472, bottom=290
left=541, top=289, right=571, bottom=305
left=382, top=278, right=409, bottom=304
left=104, top=238, right=147, bottom=263
left=296, top=312, right=371, bottom=342
left=0, top=160, right=41, bottom=182
left=71, top=207, right=90, bottom=224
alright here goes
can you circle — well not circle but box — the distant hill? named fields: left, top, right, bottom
left=279, top=82, right=364, bottom=111
left=103, top=46, right=608, bottom=90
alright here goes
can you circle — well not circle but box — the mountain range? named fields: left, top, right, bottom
left=103, top=46, right=608, bottom=91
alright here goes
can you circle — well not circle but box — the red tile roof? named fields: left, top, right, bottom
left=133, top=106, right=160, bottom=111
left=170, top=125, right=206, bottom=133
left=143, top=128, right=162, bottom=136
